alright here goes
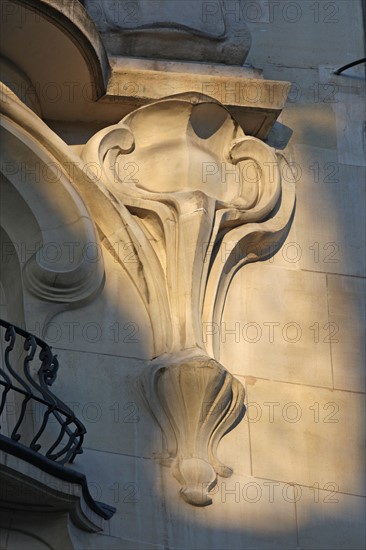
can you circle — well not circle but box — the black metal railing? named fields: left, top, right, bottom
left=0, top=319, right=86, bottom=464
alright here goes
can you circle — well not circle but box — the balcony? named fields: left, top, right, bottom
left=0, top=319, right=115, bottom=537
left=0, top=319, right=86, bottom=463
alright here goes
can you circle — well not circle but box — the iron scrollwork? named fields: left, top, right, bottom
left=0, top=319, right=86, bottom=465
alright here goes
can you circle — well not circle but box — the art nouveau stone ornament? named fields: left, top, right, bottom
left=82, top=94, right=296, bottom=505
left=1, top=83, right=294, bottom=505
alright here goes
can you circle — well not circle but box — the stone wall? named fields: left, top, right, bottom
left=1, top=1, right=365, bottom=549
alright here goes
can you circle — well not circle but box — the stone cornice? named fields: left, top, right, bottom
left=105, top=57, right=291, bottom=139
left=1, top=1, right=290, bottom=136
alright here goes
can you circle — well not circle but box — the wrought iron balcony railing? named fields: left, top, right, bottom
left=0, top=319, right=86, bottom=465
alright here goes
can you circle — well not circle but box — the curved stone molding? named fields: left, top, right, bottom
left=3, top=0, right=110, bottom=98
left=138, top=351, right=245, bottom=506
left=0, top=84, right=105, bottom=322
left=0, top=56, right=42, bottom=116
left=203, top=152, right=296, bottom=359
left=82, top=93, right=295, bottom=504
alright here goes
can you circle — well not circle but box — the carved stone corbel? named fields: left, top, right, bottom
left=0, top=83, right=295, bottom=506
left=81, top=94, right=295, bottom=505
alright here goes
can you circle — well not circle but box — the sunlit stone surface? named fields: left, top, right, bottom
left=0, top=0, right=365, bottom=548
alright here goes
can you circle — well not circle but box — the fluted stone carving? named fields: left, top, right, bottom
left=138, top=352, right=245, bottom=505
left=82, top=94, right=295, bottom=505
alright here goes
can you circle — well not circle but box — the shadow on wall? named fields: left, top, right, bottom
left=1, top=74, right=364, bottom=550
left=48, top=221, right=365, bottom=550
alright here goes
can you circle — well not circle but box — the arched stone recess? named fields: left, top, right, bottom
left=0, top=226, right=25, bottom=327
left=0, top=84, right=105, bottom=331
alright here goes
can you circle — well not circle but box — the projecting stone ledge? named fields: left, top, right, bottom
left=102, top=57, right=291, bottom=139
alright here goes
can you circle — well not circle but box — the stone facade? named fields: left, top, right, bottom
left=0, top=1, right=365, bottom=549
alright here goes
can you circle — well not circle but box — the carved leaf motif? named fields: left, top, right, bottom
left=137, top=353, right=245, bottom=506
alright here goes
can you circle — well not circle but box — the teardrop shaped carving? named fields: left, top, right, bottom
left=138, top=352, right=245, bottom=506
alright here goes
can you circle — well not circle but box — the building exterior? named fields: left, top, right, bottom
left=0, top=1, right=365, bottom=548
